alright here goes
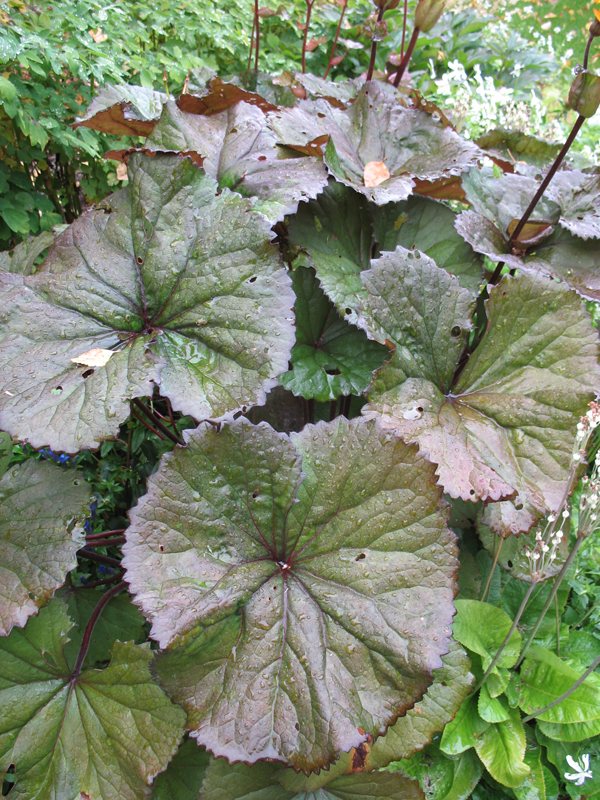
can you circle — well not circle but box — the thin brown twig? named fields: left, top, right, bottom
left=392, top=25, right=419, bottom=87
left=302, top=0, right=314, bottom=74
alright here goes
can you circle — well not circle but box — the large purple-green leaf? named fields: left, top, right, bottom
left=0, top=598, right=185, bottom=800
left=73, top=84, right=167, bottom=135
left=359, top=252, right=600, bottom=536
left=199, top=754, right=425, bottom=800
left=123, top=416, right=458, bottom=770
left=269, top=83, right=481, bottom=205
left=0, top=152, right=294, bottom=452
left=109, top=100, right=329, bottom=224
left=287, top=180, right=373, bottom=325
left=279, top=266, right=389, bottom=401
left=0, top=460, right=89, bottom=636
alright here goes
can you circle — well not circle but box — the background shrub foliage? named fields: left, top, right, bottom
left=2, top=0, right=600, bottom=799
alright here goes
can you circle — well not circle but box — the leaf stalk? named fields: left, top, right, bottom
left=70, top=581, right=127, bottom=679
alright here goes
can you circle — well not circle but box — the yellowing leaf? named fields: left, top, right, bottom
left=364, top=160, right=391, bottom=187
left=89, top=26, right=108, bottom=42
left=70, top=347, right=114, bottom=367
left=116, top=162, right=128, bottom=180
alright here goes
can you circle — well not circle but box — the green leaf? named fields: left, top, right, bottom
left=0, top=230, right=54, bottom=275
left=0, top=207, right=30, bottom=235
left=368, top=639, right=474, bottom=768
left=151, top=739, right=210, bottom=800
left=0, top=460, right=90, bottom=636
left=73, top=83, right=167, bottom=135
left=546, top=170, right=600, bottom=241
left=519, top=646, right=600, bottom=723
left=473, top=706, right=530, bottom=788
left=200, top=754, right=424, bottom=800
left=453, top=600, right=521, bottom=670
left=113, top=99, right=328, bottom=224
left=0, top=431, right=11, bottom=478
left=478, top=685, right=511, bottom=723
left=270, top=83, right=480, bottom=205
left=124, top=416, right=458, bottom=770
left=62, top=587, right=146, bottom=669
left=287, top=180, right=373, bottom=325
left=394, top=745, right=456, bottom=800
left=536, top=717, right=600, bottom=742
left=513, top=741, right=546, bottom=800
left=442, top=749, right=484, bottom=800
left=0, top=76, right=17, bottom=103
left=371, top=196, right=484, bottom=295
left=360, top=266, right=600, bottom=535
left=279, top=266, right=389, bottom=401
left=0, top=153, right=295, bottom=452
left=475, top=130, right=562, bottom=170
left=0, top=598, right=185, bottom=800
left=440, top=694, right=490, bottom=756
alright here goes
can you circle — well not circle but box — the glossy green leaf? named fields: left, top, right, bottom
left=440, top=694, right=490, bottom=756
left=113, top=99, right=329, bottom=224
left=200, top=754, right=425, bottom=800
left=519, top=645, right=600, bottom=723
left=368, top=639, right=474, bottom=768
left=0, top=459, right=90, bottom=636
left=0, top=598, right=185, bottom=800
left=124, top=416, right=458, bottom=771
left=151, top=740, right=210, bottom=800
left=478, top=685, right=511, bottom=724
left=287, top=180, right=373, bottom=325
left=473, top=705, right=530, bottom=788
left=270, top=83, right=480, bottom=205
left=371, top=196, right=485, bottom=295
left=0, top=153, right=295, bottom=452
left=393, top=745, right=457, bottom=800
left=537, top=717, right=600, bottom=743
left=279, top=266, right=388, bottom=401
left=453, top=600, right=521, bottom=670
left=360, top=263, right=600, bottom=535
left=442, top=749, right=484, bottom=800
left=73, top=83, right=167, bottom=135
left=513, top=742, right=546, bottom=800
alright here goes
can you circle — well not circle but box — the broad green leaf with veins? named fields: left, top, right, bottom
left=0, top=152, right=295, bottom=453
left=269, top=83, right=480, bottom=206
left=279, top=266, right=389, bottom=401
left=151, top=740, right=210, bottom=800
left=0, top=459, right=90, bottom=636
left=123, top=416, right=458, bottom=771
left=359, top=251, right=600, bottom=536
left=199, top=754, right=424, bottom=800
left=0, top=598, right=185, bottom=800
left=473, top=705, right=530, bottom=788
left=110, top=99, right=329, bottom=224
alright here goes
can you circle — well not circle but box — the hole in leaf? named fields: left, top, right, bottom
left=136, top=256, right=143, bottom=265
left=28, top=592, right=35, bottom=600
left=417, top=407, right=424, bottom=413
left=82, top=369, right=95, bottom=379
left=325, top=368, right=341, bottom=376
left=159, top=544, right=165, bottom=552
left=515, top=502, right=523, bottom=510
left=73, top=479, right=80, bottom=486
left=52, top=385, right=63, bottom=395
left=252, top=490, right=259, bottom=499
left=451, top=326, right=461, bottom=338
left=469, top=489, right=475, bottom=496
left=249, top=276, right=257, bottom=283
left=3, top=764, right=15, bottom=796
left=507, top=559, right=513, bottom=568
left=258, top=155, right=267, bottom=162
left=317, top=113, right=326, bottom=118
left=345, top=308, right=352, bottom=315
left=355, top=553, right=366, bottom=561
left=295, top=722, right=300, bottom=730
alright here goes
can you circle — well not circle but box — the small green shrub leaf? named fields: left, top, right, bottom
left=0, top=459, right=90, bottom=636
left=124, top=416, right=458, bottom=770
left=453, top=600, right=522, bottom=670
left=73, top=84, right=168, bottom=135
left=0, top=598, right=185, bottom=800
left=270, top=83, right=481, bottom=205
left=110, top=99, right=329, bottom=224
left=0, top=153, right=295, bottom=452
left=439, top=694, right=489, bottom=756
left=361, top=261, right=600, bottom=534
left=279, top=266, right=389, bottom=401
left=473, top=706, right=530, bottom=788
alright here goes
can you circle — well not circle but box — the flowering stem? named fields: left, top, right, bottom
left=516, top=534, right=585, bottom=668
left=481, top=535, right=505, bottom=602
left=366, top=6, right=385, bottom=82
left=392, top=26, right=419, bottom=87
left=522, top=651, right=600, bottom=722
left=324, top=0, right=347, bottom=79
left=473, top=580, right=537, bottom=694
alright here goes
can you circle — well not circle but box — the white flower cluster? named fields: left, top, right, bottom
left=523, top=511, right=566, bottom=579
left=573, top=403, right=600, bottom=538
left=565, top=754, right=593, bottom=786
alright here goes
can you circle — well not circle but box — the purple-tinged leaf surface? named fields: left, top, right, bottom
left=73, top=84, right=167, bottom=135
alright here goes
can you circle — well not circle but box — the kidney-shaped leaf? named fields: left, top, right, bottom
left=200, top=754, right=424, bottom=800
left=279, top=266, right=389, bottom=401
left=123, top=416, right=458, bottom=771
left=0, top=459, right=90, bottom=636
left=73, top=84, right=167, bottom=135
left=109, top=99, right=329, bottom=225
left=270, top=83, right=481, bottom=205
left=359, top=253, right=600, bottom=536
left=0, top=152, right=295, bottom=452
left=0, top=597, right=185, bottom=800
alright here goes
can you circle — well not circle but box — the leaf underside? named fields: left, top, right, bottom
left=123, top=416, right=458, bottom=771
left=0, top=152, right=295, bottom=452
left=73, top=83, right=168, bottom=135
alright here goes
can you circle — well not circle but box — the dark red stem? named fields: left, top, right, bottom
left=254, top=0, right=260, bottom=72
left=86, top=529, right=126, bottom=541
left=78, top=549, right=122, bottom=568
left=302, top=0, right=314, bottom=73
left=132, top=406, right=166, bottom=440
left=85, top=537, right=126, bottom=548
left=393, top=25, right=419, bottom=87
left=132, top=398, right=184, bottom=445
left=75, top=571, right=124, bottom=589
left=70, top=581, right=126, bottom=678
left=324, top=0, right=347, bottom=79
left=400, top=0, right=408, bottom=57
left=247, top=12, right=256, bottom=72
left=583, top=32, right=594, bottom=70
left=366, top=6, right=385, bottom=82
